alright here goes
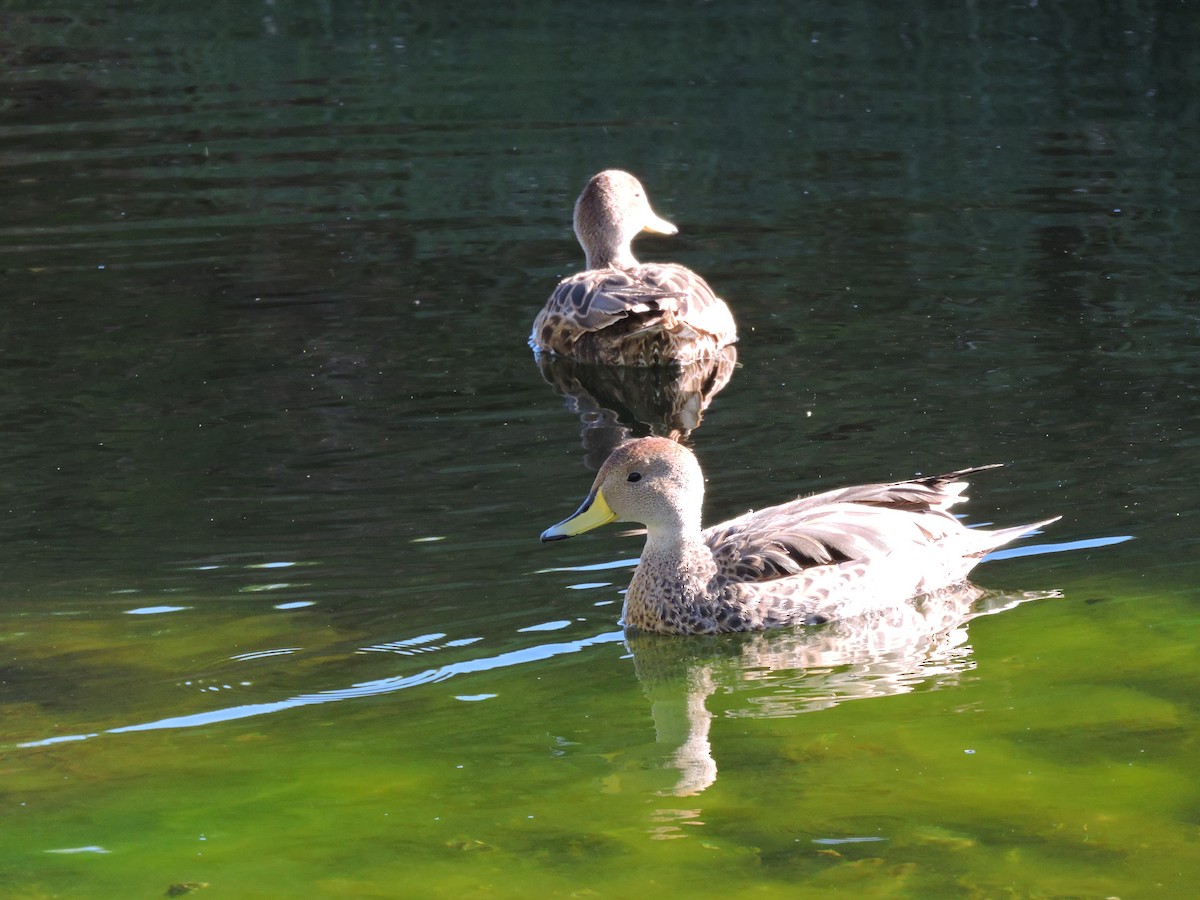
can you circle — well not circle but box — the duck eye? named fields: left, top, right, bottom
left=627, top=472, right=642, bottom=483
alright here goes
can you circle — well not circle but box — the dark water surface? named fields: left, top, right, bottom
left=3, top=1, right=1199, bottom=896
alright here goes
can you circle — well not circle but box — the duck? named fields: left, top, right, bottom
left=529, top=170, right=737, bottom=366
left=540, top=437, right=1058, bottom=635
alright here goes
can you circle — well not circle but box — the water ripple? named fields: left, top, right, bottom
left=20, top=630, right=625, bottom=748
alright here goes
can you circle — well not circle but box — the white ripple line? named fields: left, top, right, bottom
left=19, top=630, right=625, bottom=748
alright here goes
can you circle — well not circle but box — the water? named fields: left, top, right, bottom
left=3, top=1, right=1199, bottom=896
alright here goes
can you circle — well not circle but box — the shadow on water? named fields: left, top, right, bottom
left=534, top=346, right=738, bottom=468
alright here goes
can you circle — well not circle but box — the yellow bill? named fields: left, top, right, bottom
left=540, top=488, right=617, bottom=542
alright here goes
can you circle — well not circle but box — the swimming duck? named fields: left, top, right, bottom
left=541, top=437, right=1057, bottom=635
left=529, top=170, right=737, bottom=366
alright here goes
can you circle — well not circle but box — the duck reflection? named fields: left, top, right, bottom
left=535, top=345, right=737, bottom=469
left=626, top=586, right=1059, bottom=796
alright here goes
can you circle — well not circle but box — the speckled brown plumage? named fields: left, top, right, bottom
left=541, top=437, right=1058, bottom=635
left=529, top=170, right=737, bottom=366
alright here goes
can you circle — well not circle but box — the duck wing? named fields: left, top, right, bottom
left=720, top=514, right=1057, bottom=631
left=533, top=264, right=735, bottom=344
left=542, top=269, right=678, bottom=333
left=703, top=466, right=1004, bottom=582
left=626, top=264, right=737, bottom=342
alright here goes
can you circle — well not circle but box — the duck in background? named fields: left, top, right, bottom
left=530, top=170, right=737, bottom=366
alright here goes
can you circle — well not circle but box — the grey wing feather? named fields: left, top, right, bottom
left=704, top=466, right=1005, bottom=582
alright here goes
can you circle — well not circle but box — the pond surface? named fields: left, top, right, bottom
left=3, top=1, right=1199, bottom=896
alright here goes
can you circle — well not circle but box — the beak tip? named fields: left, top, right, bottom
left=540, top=489, right=616, bottom=543
left=645, top=216, right=678, bottom=237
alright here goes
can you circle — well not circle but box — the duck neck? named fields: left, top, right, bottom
left=582, top=239, right=638, bottom=271
left=624, top=526, right=717, bottom=634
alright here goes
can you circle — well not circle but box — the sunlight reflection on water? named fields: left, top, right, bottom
left=19, top=630, right=627, bottom=747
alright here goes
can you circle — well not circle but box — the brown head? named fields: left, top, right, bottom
left=572, top=170, right=678, bottom=270
left=541, top=437, right=705, bottom=541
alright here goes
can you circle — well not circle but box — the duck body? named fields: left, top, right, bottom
left=541, top=437, right=1058, bottom=635
left=529, top=170, right=737, bottom=366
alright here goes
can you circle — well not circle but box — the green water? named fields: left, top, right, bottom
left=3, top=1, right=1199, bottom=896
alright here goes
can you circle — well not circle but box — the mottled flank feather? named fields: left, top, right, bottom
left=541, top=438, right=1058, bottom=635
left=529, top=170, right=737, bottom=366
